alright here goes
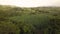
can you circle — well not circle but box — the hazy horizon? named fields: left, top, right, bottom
left=0, top=0, right=60, bottom=7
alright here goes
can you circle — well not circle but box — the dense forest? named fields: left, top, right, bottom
left=0, top=5, right=60, bottom=34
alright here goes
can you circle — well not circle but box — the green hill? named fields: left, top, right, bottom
left=0, top=5, right=60, bottom=34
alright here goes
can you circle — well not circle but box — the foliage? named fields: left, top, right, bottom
left=0, top=5, right=60, bottom=34
left=0, top=22, right=20, bottom=34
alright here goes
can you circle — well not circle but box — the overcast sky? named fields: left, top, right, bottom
left=0, top=0, right=60, bottom=7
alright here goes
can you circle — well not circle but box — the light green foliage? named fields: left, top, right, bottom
left=9, top=14, right=50, bottom=34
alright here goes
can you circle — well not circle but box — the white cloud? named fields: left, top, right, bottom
left=0, top=0, right=60, bottom=7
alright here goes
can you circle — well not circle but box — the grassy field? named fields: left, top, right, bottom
left=0, top=5, right=60, bottom=34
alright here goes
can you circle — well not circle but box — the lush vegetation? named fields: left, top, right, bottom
left=0, top=5, right=60, bottom=34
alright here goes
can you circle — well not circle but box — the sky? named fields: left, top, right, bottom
left=0, top=0, right=60, bottom=7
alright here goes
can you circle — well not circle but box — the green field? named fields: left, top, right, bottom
left=0, top=5, right=60, bottom=34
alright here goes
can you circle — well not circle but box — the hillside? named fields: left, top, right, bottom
left=0, top=5, right=60, bottom=34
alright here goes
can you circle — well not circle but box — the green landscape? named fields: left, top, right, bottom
left=0, top=5, right=60, bottom=34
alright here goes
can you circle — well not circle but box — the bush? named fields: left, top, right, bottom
left=0, top=22, right=20, bottom=34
